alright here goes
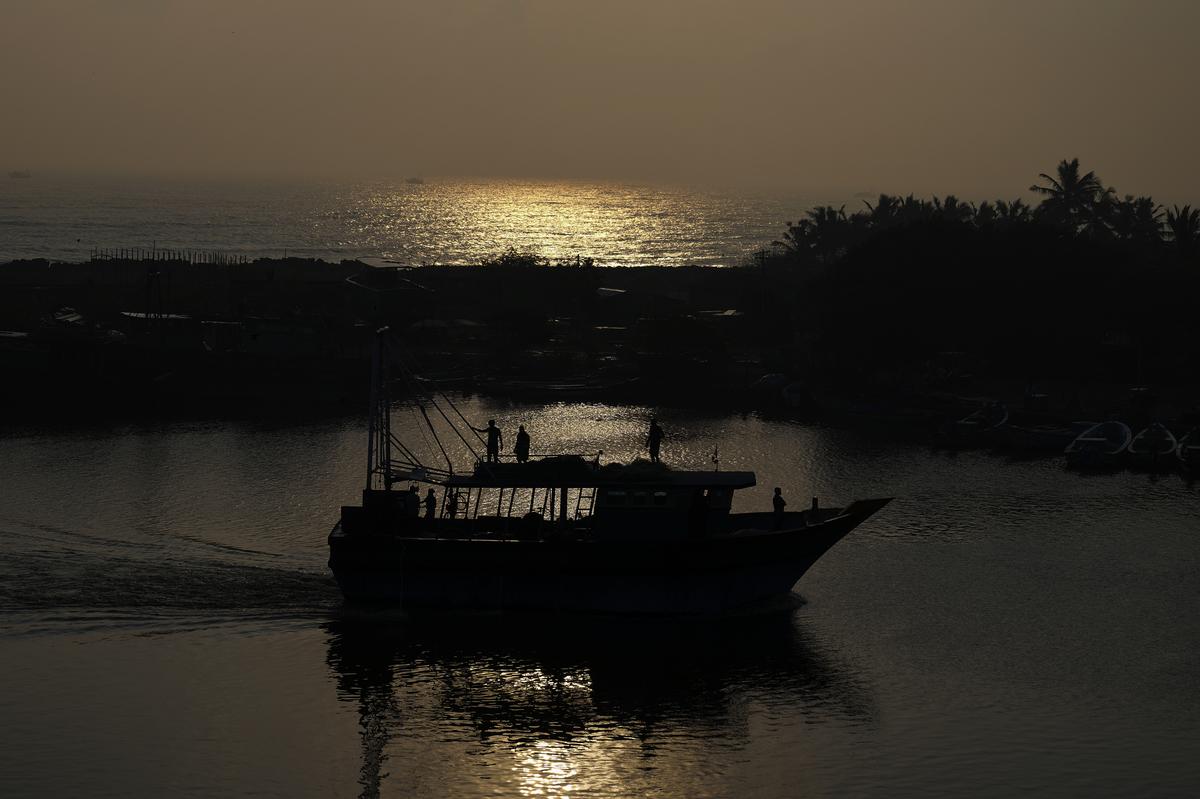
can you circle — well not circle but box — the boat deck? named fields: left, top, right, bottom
left=334, top=508, right=849, bottom=543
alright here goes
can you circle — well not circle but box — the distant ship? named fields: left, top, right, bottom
left=404, top=176, right=425, bottom=185
left=328, top=332, right=892, bottom=613
left=8, top=170, right=31, bottom=179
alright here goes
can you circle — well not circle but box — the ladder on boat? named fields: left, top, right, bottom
left=574, top=486, right=597, bottom=518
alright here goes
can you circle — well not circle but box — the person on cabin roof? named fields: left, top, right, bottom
left=773, top=487, right=787, bottom=529
left=407, top=484, right=421, bottom=517
left=472, top=419, right=504, bottom=463
left=514, top=424, right=531, bottom=463
left=424, top=488, right=437, bottom=521
left=646, top=419, right=664, bottom=463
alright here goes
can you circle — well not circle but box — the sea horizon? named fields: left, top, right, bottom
left=0, top=173, right=869, bottom=268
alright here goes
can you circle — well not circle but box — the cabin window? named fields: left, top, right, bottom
left=633, top=491, right=649, bottom=505
left=605, top=490, right=626, bottom=506
left=652, top=491, right=668, bottom=506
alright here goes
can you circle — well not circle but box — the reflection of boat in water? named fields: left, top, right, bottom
left=1128, top=423, right=1177, bottom=469
left=328, top=333, right=892, bottom=613
left=404, top=176, right=425, bottom=185
left=1065, top=421, right=1132, bottom=469
left=325, top=610, right=872, bottom=797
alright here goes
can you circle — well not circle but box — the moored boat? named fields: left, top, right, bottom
left=938, top=402, right=1008, bottom=448
left=327, top=332, right=892, bottom=613
left=1175, top=428, right=1200, bottom=472
left=1128, top=423, right=1178, bottom=469
left=996, top=420, right=1094, bottom=455
left=1064, top=421, right=1132, bottom=469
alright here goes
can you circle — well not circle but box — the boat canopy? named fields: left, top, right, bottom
left=443, top=457, right=755, bottom=490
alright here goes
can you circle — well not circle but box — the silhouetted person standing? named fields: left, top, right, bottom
left=773, top=487, right=786, bottom=529
left=646, top=419, right=664, bottom=463
left=514, top=424, right=531, bottom=463
left=424, top=488, right=437, bottom=522
left=474, top=420, right=504, bottom=463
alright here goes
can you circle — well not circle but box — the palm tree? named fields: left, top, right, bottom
left=897, top=194, right=935, bottom=225
left=1110, top=195, right=1163, bottom=246
left=932, top=195, right=973, bottom=223
left=1030, top=158, right=1108, bottom=231
left=995, top=198, right=1032, bottom=226
left=805, top=205, right=850, bottom=263
left=772, top=219, right=813, bottom=260
left=1165, top=205, right=1200, bottom=261
left=973, top=200, right=997, bottom=229
left=772, top=205, right=853, bottom=265
left=863, top=194, right=902, bottom=230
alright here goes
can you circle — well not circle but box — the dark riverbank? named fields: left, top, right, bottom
left=0, top=255, right=756, bottom=414
left=2, top=251, right=1198, bottom=435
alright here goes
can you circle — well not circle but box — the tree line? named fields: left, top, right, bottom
left=755, top=159, right=1200, bottom=391
left=768, top=159, right=1198, bottom=267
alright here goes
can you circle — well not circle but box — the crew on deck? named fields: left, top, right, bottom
left=646, top=419, right=664, bottom=463
left=514, top=424, right=531, bottom=463
left=473, top=420, right=504, bottom=463
left=424, top=488, right=437, bottom=522
left=773, top=487, right=787, bottom=529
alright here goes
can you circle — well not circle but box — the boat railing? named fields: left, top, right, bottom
left=471, top=451, right=604, bottom=466
left=433, top=483, right=599, bottom=539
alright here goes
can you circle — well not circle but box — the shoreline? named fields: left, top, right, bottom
left=2, top=255, right=1197, bottom=433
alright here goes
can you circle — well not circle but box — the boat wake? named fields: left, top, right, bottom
left=0, top=518, right=339, bottom=629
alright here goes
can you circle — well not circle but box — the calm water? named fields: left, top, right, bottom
left=1, top=401, right=1198, bottom=797
left=0, top=176, right=833, bottom=266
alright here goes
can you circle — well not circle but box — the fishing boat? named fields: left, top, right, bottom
left=1064, top=421, right=1132, bottom=469
left=327, top=332, right=892, bottom=613
left=996, top=421, right=1093, bottom=455
left=1128, top=423, right=1178, bottom=469
left=938, top=402, right=1008, bottom=447
left=1177, top=428, right=1200, bottom=472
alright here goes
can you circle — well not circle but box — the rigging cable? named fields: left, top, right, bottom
left=383, top=332, right=474, bottom=473
left=417, top=403, right=455, bottom=475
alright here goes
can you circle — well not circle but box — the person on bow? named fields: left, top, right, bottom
left=773, top=487, right=787, bottom=529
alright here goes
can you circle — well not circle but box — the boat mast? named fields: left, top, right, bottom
left=365, top=328, right=463, bottom=490
left=366, top=328, right=393, bottom=491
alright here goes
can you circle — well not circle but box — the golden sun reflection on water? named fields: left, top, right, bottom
left=342, top=179, right=803, bottom=266
left=515, top=740, right=582, bottom=799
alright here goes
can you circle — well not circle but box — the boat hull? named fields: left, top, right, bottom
left=1065, top=421, right=1132, bottom=470
left=328, top=499, right=890, bottom=613
left=1128, top=424, right=1178, bottom=470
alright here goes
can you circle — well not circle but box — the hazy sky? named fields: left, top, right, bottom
left=3, top=0, right=1198, bottom=199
